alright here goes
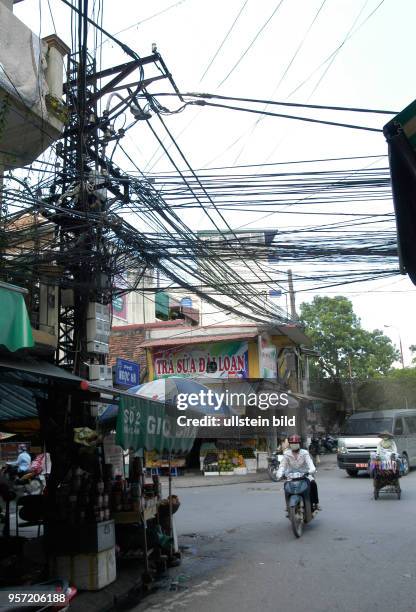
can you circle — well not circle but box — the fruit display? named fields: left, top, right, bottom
left=202, top=447, right=257, bottom=475
left=218, top=450, right=245, bottom=472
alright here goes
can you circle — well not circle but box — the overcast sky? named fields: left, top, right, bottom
left=15, top=0, right=416, bottom=365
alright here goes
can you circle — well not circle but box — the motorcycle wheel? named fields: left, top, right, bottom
left=289, top=499, right=304, bottom=538
left=27, top=478, right=43, bottom=496
left=268, top=466, right=279, bottom=482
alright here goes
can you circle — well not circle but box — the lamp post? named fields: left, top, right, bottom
left=384, top=325, right=405, bottom=369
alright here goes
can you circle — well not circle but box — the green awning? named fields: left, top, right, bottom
left=115, top=395, right=197, bottom=454
left=0, top=285, right=34, bottom=352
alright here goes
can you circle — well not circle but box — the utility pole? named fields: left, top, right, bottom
left=287, top=269, right=297, bottom=320
left=347, top=354, right=356, bottom=414
left=384, top=325, right=405, bottom=369
left=48, top=3, right=180, bottom=377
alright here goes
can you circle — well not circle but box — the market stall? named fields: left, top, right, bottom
left=114, top=394, right=197, bottom=568
left=200, top=441, right=258, bottom=476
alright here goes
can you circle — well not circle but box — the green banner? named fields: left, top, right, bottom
left=0, top=287, right=34, bottom=352
left=115, top=395, right=197, bottom=453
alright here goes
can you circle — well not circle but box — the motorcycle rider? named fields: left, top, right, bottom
left=276, top=434, right=321, bottom=511
left=6, top=444, right=31, bottom=477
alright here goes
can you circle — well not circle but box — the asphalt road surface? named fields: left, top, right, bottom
left=134, top=458, right=416, bottom=612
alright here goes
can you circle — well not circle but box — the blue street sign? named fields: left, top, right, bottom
left=269, top=289, right=282, bottom=297
left=115, top=358, right=140, bottom=387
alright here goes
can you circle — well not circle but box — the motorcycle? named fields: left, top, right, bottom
left=322, top=435, right=338, bottom=453
left=1, top=465, right=45, bottom=498
left=267, top=452, right=283, bottom=482
left=283, top=471, right=318, bottom=538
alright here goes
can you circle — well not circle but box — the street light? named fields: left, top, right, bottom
left=384, top=325, right=405, bottom=369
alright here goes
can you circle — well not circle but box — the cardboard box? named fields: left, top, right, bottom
left=46, top=520, right=115, bottom=554
left=49, top=547, right=116, bottom=591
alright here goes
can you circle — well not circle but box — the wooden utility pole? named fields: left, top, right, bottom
left=287, top=269, right=297, bottom=319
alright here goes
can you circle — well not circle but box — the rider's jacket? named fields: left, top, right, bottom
left=276, top=449, right=316, bottom=479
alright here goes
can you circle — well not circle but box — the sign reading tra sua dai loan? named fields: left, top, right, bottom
left=152, top=341, right=249, bottom=379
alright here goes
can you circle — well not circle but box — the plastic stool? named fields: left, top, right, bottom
left=170, top=467, right=178, bottom=477
left=148, top=468, right=159, bottom=476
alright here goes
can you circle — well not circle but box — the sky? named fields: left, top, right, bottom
left=13, top=0, right=416, bottom=365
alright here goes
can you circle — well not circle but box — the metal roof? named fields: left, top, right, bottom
left=0, top=357, right=82, bottom=424
left=0, top=372, right=39, bottom=423
left=0, top=356, right=82, bottom=382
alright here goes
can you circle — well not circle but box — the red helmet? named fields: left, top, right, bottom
left=288, top=435, right=301, bottom=444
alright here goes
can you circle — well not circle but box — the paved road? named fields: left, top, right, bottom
left=135, top=458, right=416, bottom=612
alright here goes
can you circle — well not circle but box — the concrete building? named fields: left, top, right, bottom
left=0, top=0, right=69, bottom=174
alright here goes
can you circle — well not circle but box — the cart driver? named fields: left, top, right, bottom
left=276, top=434, right=321, bottom=511
left=377, top=431, right=398, bottom=456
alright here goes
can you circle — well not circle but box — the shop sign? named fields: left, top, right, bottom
left=259, top=333, right=277, bottom=378
left=153, top=341, right=249, bottom=379
left=115, top=358, right=140, bottom=387
left=103, top=433, right=124, bottom=476
left=115, top=395, right=197, bottom=453
left=112, top=294, right=127, bottom=321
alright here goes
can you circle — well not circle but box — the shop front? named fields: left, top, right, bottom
left=140, top=325, right=311, bottom=476
left=0, top=367, right=197, bottom=605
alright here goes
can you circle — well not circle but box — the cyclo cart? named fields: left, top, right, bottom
left=369, top=451, right=402, bottom=500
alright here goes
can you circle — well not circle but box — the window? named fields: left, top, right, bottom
left=394, top=418, right=404, bottom=436
left=404, top=416, right=416, bottom=434
left=342, top=418, right=393, bottom=435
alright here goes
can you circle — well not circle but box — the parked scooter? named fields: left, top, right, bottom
left=267, top=451, right=283, bottom=482
left=1, top=465, right=45, bottom=497
left=321, top=435, right=338, bottom=453
left=283, top=471, right=318, bottom=538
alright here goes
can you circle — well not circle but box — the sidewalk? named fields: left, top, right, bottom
left=163, top=470, right=270, bottom=489
left=161, top=454, right=337, bottom=489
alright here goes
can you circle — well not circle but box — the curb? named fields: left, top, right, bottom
left=162, top=475, right=271, bottom=489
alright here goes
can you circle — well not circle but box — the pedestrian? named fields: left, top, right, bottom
left=309, top=437, right=321, bottom=467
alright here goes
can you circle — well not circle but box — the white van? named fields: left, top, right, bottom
left=337, top=409, right=416, bottom=476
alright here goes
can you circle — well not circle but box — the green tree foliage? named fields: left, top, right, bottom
left=357, top=368, right=416, bottom=410
left=300, top=296, right=398, bottom=380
